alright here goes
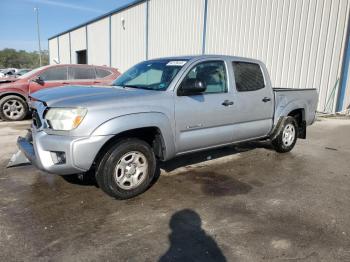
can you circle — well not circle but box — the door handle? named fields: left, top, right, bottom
left=62, top=82, right=69, bottom=84
left=222, top=100, right=234, bottom=106
left=262, top=97, right=271, bottom=102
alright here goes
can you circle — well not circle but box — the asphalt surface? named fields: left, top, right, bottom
left=0, top=117, right=350, bottom=261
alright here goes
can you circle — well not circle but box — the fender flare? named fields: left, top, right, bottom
left=274, top=99, right=307, bottom=126
left=269, top=117, right=287, bottom=140
left=91, top=112, right=176, bottom=160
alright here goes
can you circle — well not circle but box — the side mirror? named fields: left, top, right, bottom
left=178, top=79, right=206, bottom=96
left=32, top=76, right=44, bottom=85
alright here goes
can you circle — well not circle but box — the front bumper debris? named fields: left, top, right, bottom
left=7, top=130, right=33, bottom=168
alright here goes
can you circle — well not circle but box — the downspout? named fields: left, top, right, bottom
left=69, top=32, right=72, bottom=64
left=336, top=11, right=350, bottom=112
left=202, top=0, right=209, bottom=54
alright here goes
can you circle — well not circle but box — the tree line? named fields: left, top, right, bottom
left=0, top=48, right=49, bottom=69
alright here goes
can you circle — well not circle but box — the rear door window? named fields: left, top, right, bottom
left=69, top=67, right=96, bottom=80
left=232, top=62, right=265, bottom=91
left=96, top=68, right=112, bottom=78
left=39, top=67, right=68, bottom=81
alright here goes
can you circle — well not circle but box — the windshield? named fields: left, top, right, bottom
left=113, top=59, right=188, bottom=91
left=18, top=66, right=48, bottom=79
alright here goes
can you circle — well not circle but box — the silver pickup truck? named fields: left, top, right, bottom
left=12, top=55, right=318, bottom=199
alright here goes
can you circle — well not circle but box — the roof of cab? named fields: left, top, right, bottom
left=147, top=55, right=263, bottom=64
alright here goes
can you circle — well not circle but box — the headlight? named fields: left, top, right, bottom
left=45, top=108, right=87, bottom=131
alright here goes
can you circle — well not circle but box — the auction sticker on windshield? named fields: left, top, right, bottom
left=166, top=61, right=187, bottom=66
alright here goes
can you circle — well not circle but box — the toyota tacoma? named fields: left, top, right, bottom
left=10, top=55, right=318, bottom=199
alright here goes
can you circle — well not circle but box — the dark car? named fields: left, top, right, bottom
left=0, top=64, right=120, bottom=121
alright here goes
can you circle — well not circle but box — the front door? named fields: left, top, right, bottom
left=174, top=60, right=235, bottom=153
left=28, top=66, right=68, bottom=94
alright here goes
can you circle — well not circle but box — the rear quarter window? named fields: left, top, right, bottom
left=96, top=68, right=112, bottom=78
left=232, top=62, right=265, bottom=92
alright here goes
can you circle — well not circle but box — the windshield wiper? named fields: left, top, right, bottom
left=119, top=84, right=140, bottom=89
left=117, top=85, right=158, bottom=90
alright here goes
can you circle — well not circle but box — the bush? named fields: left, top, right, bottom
left=0, top=48, right=49, bottom=69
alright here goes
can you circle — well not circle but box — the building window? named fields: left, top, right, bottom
left=76, top=50, right=87, bottom=64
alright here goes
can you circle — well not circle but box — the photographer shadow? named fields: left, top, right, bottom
left=159, top=209, right=227, bottom=262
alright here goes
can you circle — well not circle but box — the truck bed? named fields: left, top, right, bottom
left=273, top=87, right=318, bottom=126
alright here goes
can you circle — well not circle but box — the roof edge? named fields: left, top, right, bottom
left=48, top=0, right=146, bottom=40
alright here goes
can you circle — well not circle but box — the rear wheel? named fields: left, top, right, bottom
left=0, top=95, right=28, bottom=121
left=272, top=116, right=298, bottom=153
left=95, top=138, right=156, bottom=199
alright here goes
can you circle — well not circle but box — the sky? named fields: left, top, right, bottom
left=0, top=0, right=134, bottom=52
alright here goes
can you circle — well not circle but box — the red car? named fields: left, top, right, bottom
left=0, top=64, right=120, bottom=121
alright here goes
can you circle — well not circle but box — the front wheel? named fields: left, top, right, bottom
left=95, top=138, right=156, bottom=199
left=0, top=95, right=28, bottom=121
left=272, top=116, right=298, bottom=153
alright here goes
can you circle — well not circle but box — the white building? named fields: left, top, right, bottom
left=48, top=0, right=350, bottom=113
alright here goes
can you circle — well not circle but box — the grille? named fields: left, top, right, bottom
left=32, top=109, right=42, bottom=128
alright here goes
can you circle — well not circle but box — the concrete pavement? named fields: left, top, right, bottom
left=0, top=118, right=349, bottom=261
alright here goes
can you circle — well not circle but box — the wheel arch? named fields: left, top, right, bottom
left=287, top=108, right=306, bottom=139
left=91, top=112, right=176, bottom=164
left=274, top=99, right=308, bottom=139
left=275, top=100, right=307, bottom=123
left=0, top=92, right=28, bottom=103
left=93, top=126, right=166, bottom=166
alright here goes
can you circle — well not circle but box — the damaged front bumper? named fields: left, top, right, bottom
left=8, top=128, right=112, bottom=175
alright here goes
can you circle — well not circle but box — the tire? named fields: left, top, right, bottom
left=0, top=95, right=28, bottom=121
left=271, top=116, right=298, bottom=153
left=95, top=138, right=156, bottom=199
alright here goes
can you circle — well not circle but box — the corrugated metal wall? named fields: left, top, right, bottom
left=205, top=0, right=350, bottom=112
left=48, top=0, right=350, bottom=112
left=87, top=18, right=109, bottom=66
left=148, top=0, right=204, bottom=58
left=48, top=39, right=58, bottom=64
left=111, top=2, right=146, bottom=72
left=58, top=33, right=70, bottom=64
left=70, top=27, right=87, bottom=64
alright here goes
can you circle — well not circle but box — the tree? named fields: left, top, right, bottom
left=0, top=48, right=49, bottom=69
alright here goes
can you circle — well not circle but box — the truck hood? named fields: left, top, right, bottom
left=30, top=85, right=155, bottom=107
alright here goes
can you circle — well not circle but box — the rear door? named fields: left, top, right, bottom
left=230, top=61, right=274, bottom=141
left=68, top=66, right=97, bottom=85
left=28, top=66, right=68, bottom=94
